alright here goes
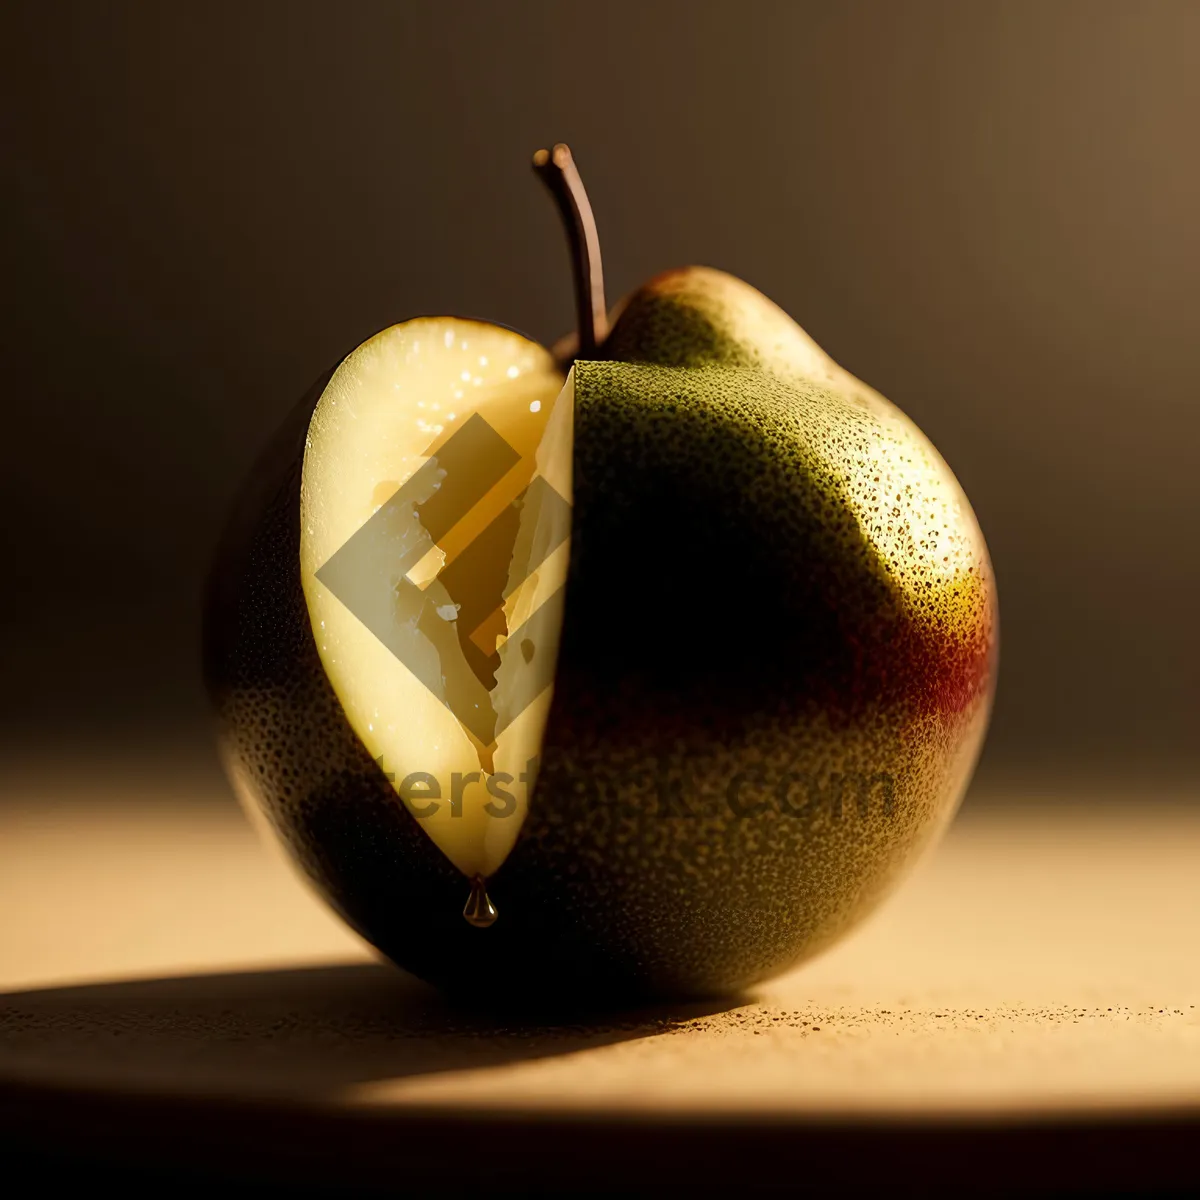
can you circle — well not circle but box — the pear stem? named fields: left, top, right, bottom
left=533, top=144, right=607, bottom=359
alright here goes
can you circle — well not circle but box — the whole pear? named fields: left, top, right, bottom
left=204, top=146, right=996, bottom=1002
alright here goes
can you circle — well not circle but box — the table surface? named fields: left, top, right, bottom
left=2, top=756, right=1198, bottom=1191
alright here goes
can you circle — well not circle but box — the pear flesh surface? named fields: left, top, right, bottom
left=299, top=319, right=568, bottom=879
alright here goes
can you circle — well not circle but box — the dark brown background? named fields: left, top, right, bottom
left=1, top=0, right=1196, bottom=795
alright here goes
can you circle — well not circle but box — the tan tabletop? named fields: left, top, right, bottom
left=2, top=757, right=1198, bottom=1192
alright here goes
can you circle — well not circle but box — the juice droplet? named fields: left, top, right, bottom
left=463, top=875, right=498, bottom=928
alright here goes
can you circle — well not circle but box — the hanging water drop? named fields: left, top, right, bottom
left=463, top=875, right=498, bottom=928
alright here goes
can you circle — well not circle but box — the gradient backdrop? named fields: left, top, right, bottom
left=2, top=1, right=1196, bottom=798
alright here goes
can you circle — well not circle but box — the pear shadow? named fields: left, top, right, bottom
left=0, top=962, right=746, bottom=1101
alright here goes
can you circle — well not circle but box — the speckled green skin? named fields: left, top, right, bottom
left=205, top=272, right=996, bottom=1002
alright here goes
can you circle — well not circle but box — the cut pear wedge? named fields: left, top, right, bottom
left=299, top=318, right=572, bottom=879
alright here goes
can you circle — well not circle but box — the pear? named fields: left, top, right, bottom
left=205, top=145, right=996, bottom=1001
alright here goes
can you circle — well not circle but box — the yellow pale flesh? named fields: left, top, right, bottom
left=299, top=319, right=571, bottom=878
